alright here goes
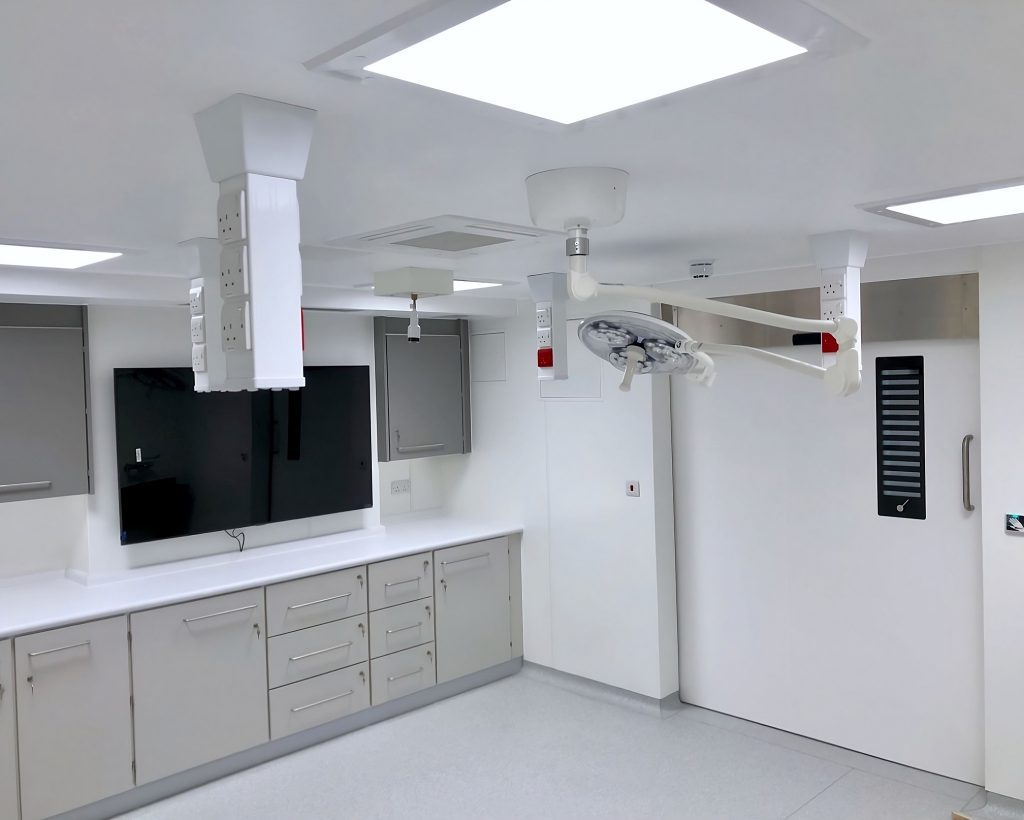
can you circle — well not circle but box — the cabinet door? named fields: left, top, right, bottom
left=0, top=326, right=90, bottom=501
left=0, top=639, right=17, bottom=820
left=15, top=616, right=133, bottom=820
left=434, top=538, right=512, bottom=683
left=385, top=334, right=466, bottom=459
left=131, top=589, right=268, bottom=785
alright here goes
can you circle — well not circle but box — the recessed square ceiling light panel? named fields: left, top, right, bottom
left=861, top=179, right=1024, bottom=227
left=0, top=243, right=122, bottom=269
left=306, top=0, right=863, bottom=125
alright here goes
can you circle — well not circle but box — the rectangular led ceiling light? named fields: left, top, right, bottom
left=0, top=243, right=122, bottom=269
left=452, top=279, right=501, bottom=291
left=866, top=182, right=1024, bottom=227
left=360, top=0, right=806, bottom=124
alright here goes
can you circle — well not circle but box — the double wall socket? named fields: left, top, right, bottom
left=217, top=190, right=247, bottom=243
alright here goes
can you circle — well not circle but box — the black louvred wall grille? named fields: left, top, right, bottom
left=876, top=356, right=925, bottom=519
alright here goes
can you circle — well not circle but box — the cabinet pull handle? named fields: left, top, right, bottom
left=0, top=481, right=52, bottom=494
left=386, top=622, right=423, bottom=636
left=290, top=690, right=353, bottom=713
left=962, top=434, right=976, bottom=512
left=27, top=640, right=91, bottom=659
left=440, top=553, right=489, bottom=569
left=287, top=593, right=352, bottom=610
left=395, top=443, right=445, bottom=454
left=183, top=604, right=258, bottom=624
left=289, top=642, right=353, bottom=662
left=387, top=667, right=423, bottom=683
left=384, top=577, right=420, bottom=589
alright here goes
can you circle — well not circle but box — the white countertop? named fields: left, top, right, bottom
left=0, top=514, right=522, bottom=640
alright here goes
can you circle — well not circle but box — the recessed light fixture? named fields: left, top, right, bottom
left=361, top=0, right=805, bottom=124
left=863, top=180, right=1024, bottom=227
left=0, top=243, right=122, bottom=269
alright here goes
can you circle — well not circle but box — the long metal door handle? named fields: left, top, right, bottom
left=387, top=667, right=423, bottom=683
left=183, top=604, right=258, bottom=624
left=440, top=553, right=489, bottom=569
left=288, top=642, right=353, bottom=662
left=27, top=640, right=91, bottom=659
left=962, top=434, right=976, bottom=512
left=287, top=593, right=352, bottom=611
left=0, top=481, right=52, bottom=494
left=386, top=622, right=423, bottom=636
left=384, top=577, right=421, bottom=589
left=290, top=690, right=353, bottom=713
left=395, top=443, right=445, bottom=454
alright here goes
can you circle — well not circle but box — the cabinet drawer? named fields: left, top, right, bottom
left=368, top=552, right=433, bottom=610
left=370, top=642, right=436, bottom=705
left=267, top=566, right=367, bottom=636
left=268, top=615, right=368, bottom=688
left=369, top=599, right=434, bottom=658
left=270, top=663, right=370, bottom=739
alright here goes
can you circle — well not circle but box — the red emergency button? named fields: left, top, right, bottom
left=538, top=348, right=554, bottom=368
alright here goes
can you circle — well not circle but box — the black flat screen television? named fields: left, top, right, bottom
left=114, top=366, right=373, bottom=545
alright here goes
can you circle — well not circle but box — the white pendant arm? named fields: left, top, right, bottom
left=686, top=342, right=826, bottom=380
left=594, top=282, right=843, bottom=338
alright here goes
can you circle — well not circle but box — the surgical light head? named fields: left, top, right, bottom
left=579, top=311, right=716, bottom=391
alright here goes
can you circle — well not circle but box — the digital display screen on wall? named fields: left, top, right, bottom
left=113, top=366, right=373, bottom=545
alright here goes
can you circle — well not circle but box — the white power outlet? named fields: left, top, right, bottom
left=821, top=300, right=845, bottom=321
left=188, top=286, right=204, bottom=316
left=821, top=281, right=843, bottom=299
left=390, top=479, right=411, bottom=496
left=220, top=244, right=249, bottom=299
left=191, top=343, right=207, bottom=372
left=217, top=189, right=247, bottom=244
left=536, top=304, right=552, bottom=328
left=221, top=301, right=252, bottom=352
left=190, top=316, right=206, bottom=344
left=537, top=327, right=553, bottom=348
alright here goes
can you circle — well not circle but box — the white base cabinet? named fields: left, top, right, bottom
left=435, top=538, right=512, bottom=683
left=0, top=639, right=17, bottom=820
left=15, top=616, right=134, bottom=820
left=130, top=588, right=269, bottom=785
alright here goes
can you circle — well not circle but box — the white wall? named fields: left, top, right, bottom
left=0, top=495, right=88, bottom=577
left=978, top=244, right=1024, bottom=800
left=673, top=338, right=984, bottom=783
left=79, top=306, right=382, bottom=578
left=445, top=300, right=678, bottom=699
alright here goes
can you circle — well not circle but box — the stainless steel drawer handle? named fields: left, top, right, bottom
left=384, top=577, right=421, bottom=589
left=289, top=642, right=353, bottom=662
left=0, top=481, right=52, bottom=494
left=27, top=640, right=91, bottom=659
left=386, top=622, right=423, bottom=636
left=962, top=434, right=976, bottom=512
left=440, top=553, right=489, bottom=568
left=183, top=604, right=258, bottom=624
left=290, top=690, right=353, bottom=713
left=395, top=443, right=445, bottom=454
left=287, top=593, right=352, bottom=611
left=387, top=667, right=423, bottom=683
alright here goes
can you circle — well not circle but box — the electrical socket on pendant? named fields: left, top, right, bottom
left=221, top=302, right=252, bottom=352
left=188, top=286, right=204, bottom=316
left=191, top=343, right=207, bottom=372
left=190, top=316, right=206, bottom=344
left=220, top=244, right=249, bottom=299
left=537, top=328, right=553, bottom=348
left=217, top=190, right=247, bottom=243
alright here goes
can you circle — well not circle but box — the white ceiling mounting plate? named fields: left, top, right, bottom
left=526, top=167, right=629, bottom=231
left=374, top=267, right=454, bottom=298
left=329, top=214, right=561, bottom=257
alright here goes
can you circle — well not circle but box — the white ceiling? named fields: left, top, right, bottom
left=1, top=0, right=1023, bottom=306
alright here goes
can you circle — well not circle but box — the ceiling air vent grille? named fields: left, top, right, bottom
left=330, top=215, right=561, bottom=257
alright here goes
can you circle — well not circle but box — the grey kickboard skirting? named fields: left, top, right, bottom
left=956, top=792, right=1024, bottom=820
left=57, top=657, right=523, bottom=820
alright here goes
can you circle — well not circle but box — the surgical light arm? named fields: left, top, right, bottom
left=568, top=252, right=861, bottom=397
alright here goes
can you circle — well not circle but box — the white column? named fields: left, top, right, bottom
left=810, top=231, right=868, bottom=363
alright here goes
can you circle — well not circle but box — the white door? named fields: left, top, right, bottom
left=131, top=588, right=268, bottom=785
left=0, top=639, right=17, bottom=820
left=15, top=616, right=134, bottom=820
left=673, top=339, right=983, bottom=783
